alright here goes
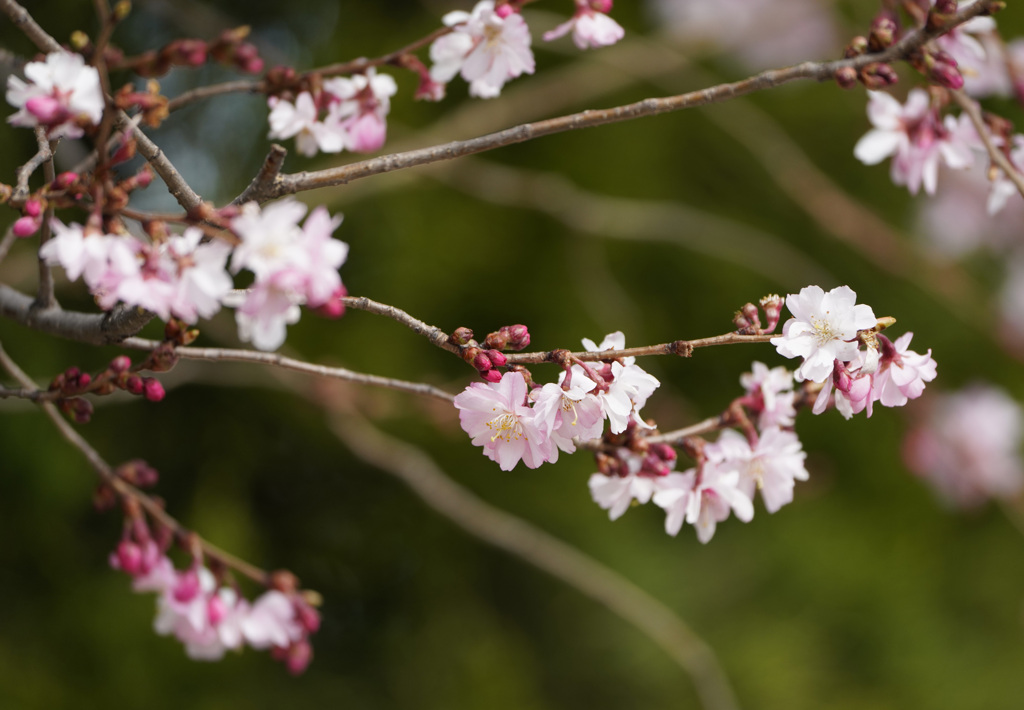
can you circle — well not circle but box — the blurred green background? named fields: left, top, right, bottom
left=2, top=1, right=1024, bottom=708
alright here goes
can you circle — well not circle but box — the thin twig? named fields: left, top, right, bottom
left=951, top=88, right=1024, bottom=201
left=119, top=336, right=457, bottom=403
left=506, top=333, right=777, bottom=365
left=34, top=135, right=57, bottom=310
left=13, top=126, right=54, bottom=199
left=0, top=339, right=271, bottom=586
left=343, top=295, right=458, bottom=353
left=326, top=409, right=741, bottom=710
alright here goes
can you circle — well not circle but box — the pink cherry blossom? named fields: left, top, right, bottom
left=708, top=427, right=809, bottom=514
left=854, top=90, right=978, bottom=195
left=904, top=384, right=1024, bottom=508
left=771, top=285, right=877, bottom=383
left=986, top=134, right=1024, bottom=216
left=267, top=92, right=346, bottom=157
left=6, top=51, right=104, bottom=139
left=454, top=371, right=556, bottom=470
left=578, top=332, right=660, bottom=433
left=653, top=462, right=753, bottom=543
left=242, top=590, right=304, bottom=650
left=543, top=1, right=625, bottom=50
left=740, top=361, right=796, bottom=430
left=429, top=0, right=535, bottom=98
left=872, top=332, right=937, bottom=408
left=589, top=464, right=672, bottom=521
left=531, top=380, right=604, bottom=453
left=323, top=68, right=397, bottom=153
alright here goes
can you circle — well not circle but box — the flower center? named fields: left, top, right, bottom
left=488, top=409, right=523, bottom=443
left=810, top=316, right=838, bottom=346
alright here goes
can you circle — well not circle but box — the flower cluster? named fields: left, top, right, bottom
left=904, top=384, right=1024, bottom=508
left=6, top=51, right=104, bottom=139
left=771, top=285, right=936, bottom=420
left=228, top=200, right=349, bottom=351
left=267, top=68, right=397, bottom=156
left=429, top=0, right=536, bottom=99
left=110, top=538, right=319, bottom=673
left=40, top=223, right=233, bottom=324
left=454, top=331, right=659, bottom=470
left=39, top=198, right=349, bottom=352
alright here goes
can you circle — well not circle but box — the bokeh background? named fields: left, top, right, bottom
left=2, top=1, right=1024, bottom=708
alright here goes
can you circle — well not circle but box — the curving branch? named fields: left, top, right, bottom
left=326, top=408, right=741, bottom=710
left=951, top=88, right=1024, bottom=202
left=120, top=336, right=457, bottom=403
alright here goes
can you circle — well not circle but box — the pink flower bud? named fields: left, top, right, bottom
left=295, top=601, right=321, bottom=633
left=12, top=215, right=40, bottom=237
left=472, top=352, right=493, bottom=372
left=450, top=327, right=474, bottom=346
left=835, top=66, right=858, bottom=89
left=113, top=540, right=143, bottom=575
left=207, top=594, right=228, bottom=625
left=53, top=172, right=79, bottom=190
left=486, top=349, right=508, bottom=367
left=109, top=355, right=132, bottom=373
left=495, top=3, right=515, bottom=18
left=285, top=640, right=313, bottom=675
left=482, top=369, right=503, bottom=383
left=24, top=198, right=42, bottom=217
left=143, top=378, right=165, bottom=402
left=590, top=0, right=613, bottom=12
left=173, top=569, right=201, bottom=603
left=502, top=324, right=530, bottom=351
left=25, top=95, right=66, bottom=124
left=760, top=294, right=784, bottom=333
left=125, top=375, right=144, bottom=395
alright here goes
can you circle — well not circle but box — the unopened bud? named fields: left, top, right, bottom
left=502, top=324, right=530, bottom=351
left=485, top=349, right=508, bottom=367
left=24, top=198, right=42, bottom=217
left=472, top=351, right=493, bottom=372
left=869, top=12, right=898, bottom=51
left=114, top=539, right=143, bottom=574
left=760, top=294, right=784, bottom=333
left=860, top=62, right=899, bottom=89
left=927, top=50, right=964, bottom=90
left=495, top=3, right=514, bottom=18
left=12, top=215, right=40, bottom=237
left=285, top=639, right=313, bottom=675
left=835, top=66, right=859, bottom=89
left=143, top=378, right=165, bottom=402
left=295, top=601, right=321, bottom=633
left=125, top=375, right=144, bottom=395
left=844, top=36, right=869, bottom=58
left=450, top=326, right=474, bottom=346
left=481, top=369, right=503, bottom=383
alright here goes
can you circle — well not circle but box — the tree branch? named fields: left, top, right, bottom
left=950, top=88, right=1024, bottom=202
left=0, top=284, right=153, bottom=345
left=120, top=336, right=456, bottom=403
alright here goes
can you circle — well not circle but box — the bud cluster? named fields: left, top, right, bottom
left=452, top=323, right=529, bottom=382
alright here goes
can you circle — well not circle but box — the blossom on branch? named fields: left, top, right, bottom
left=323, top=68, right=398, bottom=153
left=771, top=285, right=877, bottom=383
left=543, top=0, right=625, bottom=50
left=267, top=92, right=346, bottom=157
left=6, top=51, right=104, bottom=139
left=429, top=0, right=535, bottom=98
left=853, top=89, right=977, bottom=196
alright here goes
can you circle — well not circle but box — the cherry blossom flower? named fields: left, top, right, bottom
left=454, top=371, right=556, bottom=470
left=932, top=1, right=1007, bottom=97
left=543, top=0, right=625, bottom=50
left=904, top=384, right=1024, bottom=508
left=242, top=590, right=304, bottom=650
left=708, top=428, right=809, bottom=514
left=872, top=333, right=937, bottom=408
left=589, top=466, right=669, bottom=520
left=164, top=228, right=234, bottom=323
left=853, top=90, right=978, bottom=195
left=771, top=285, right=877, bottom=383
left=531, top=380, right=604, bottom=453
left=234, top=272, right=304, bottom=351
left=577, top=332, right=660, bottom=434
left=429, top=0, right=535, bottom=98
left=267, top=92, right=346, bottom=157
left=652, top=462, right=753, bottom=543
left=986, top=134, right=1024, bottom=216
left=740, top=361, right=796, bottom=430
left=6, top=51, right=104, bottom=139
left=323, top=68, right=398, bottom=153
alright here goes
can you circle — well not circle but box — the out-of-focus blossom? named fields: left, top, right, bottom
left=872, top=332, right=937, bottom=408
left=543, top=0, right=625, bottom=50
left=904, top=384, right=1024, bottom=508
left=6, top=51, right=104, bottom=138
left=646, top=0, right=838, bottom=70
left=854, top=90, right=978, bottom=196
left=429, top=0, right=535, bottom=98
left=267, top=92, right=346, bottom=157
left=740, top=361, right=796, bottom=430
left=323, top=68, right=397, bottom=153
left=771, top=285, right=877, bottom=383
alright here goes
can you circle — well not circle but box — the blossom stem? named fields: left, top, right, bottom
left=950, top=88, right=1024, bottom=203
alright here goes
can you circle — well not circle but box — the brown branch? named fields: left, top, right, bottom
left=34, top=134, right=57, bottom=310
left=120, top=336, right=456, bottom=403
left=327, top=409, right=740, bottom=710
left=241, top=0, right=999, bottom=202
left=0, top=283, right=153, bottom=345
left=0, top=340, right=270, bottom=586
left=342, top=295, right=458, bottom=354
left=231, top=144, right=288, bottom=206
left=0, top=226, right=17, bottom=267
left=506, top=333, right=777, bottom=365
left=950, top=88, right=1024, bottom=202
left=13, top=127, right=54, bottom=199
left=0, top=0, right=61, bottom=53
